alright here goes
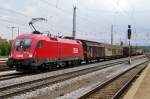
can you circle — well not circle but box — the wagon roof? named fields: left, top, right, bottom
left=100, top=43, right=124, bottom=49
left=78, top=39, right=104, bottom=47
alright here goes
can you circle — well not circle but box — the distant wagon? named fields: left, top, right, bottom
left=104, top=44, right=123, bottom=59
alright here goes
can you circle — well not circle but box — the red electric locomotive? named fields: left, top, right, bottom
left=7, top=32, right=84, bottom=71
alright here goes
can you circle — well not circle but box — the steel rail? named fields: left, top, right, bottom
left=78, top=61, right=149, bottom=99
left=0, top=55, right=145, bottom=72
left=111, top=63, right=147, bottom=99
left=0, top=60, right=126, bottom=98
left=0, top=72, right=26, bottom=81
left=0, top=56, right=141, bottom=82
left=0, top=55, right=146, bottom=83
left=0, top=58, right=128, bottom=81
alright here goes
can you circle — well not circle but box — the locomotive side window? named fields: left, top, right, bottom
left=37, top=41, right=42, bottom=48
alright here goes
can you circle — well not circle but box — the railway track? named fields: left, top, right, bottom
left=0, top=55, right=145, bottom=72
left=0, top=59, right=129, bottom=98
left=78, top=61, right=149, bottom=99
left=0, top=58, right=7, bottom=61
left=0, top=60, right=125, bottom=82
left=0, top=58, right=7, bottom=65
left=0, top=58, right=12, bottom=71
left=0, top=56, right=146, bottom=98
left=0, top=61, right=6, bottom=65
left=0, top=55, right=144, bottom=81
left=0, top=72, right=24, bottom=81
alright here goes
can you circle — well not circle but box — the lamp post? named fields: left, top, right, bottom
left=8, top=26, right=17, bottom=41
left=111, top=24, right=113, bottom=45
left=17, top=27, right=19, bottom=36
left=72, top=6, right=77, bottom=39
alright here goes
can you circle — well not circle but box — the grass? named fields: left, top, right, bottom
left=0, top=56, right=9, bottom=58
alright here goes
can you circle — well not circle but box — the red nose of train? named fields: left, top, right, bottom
left=11, top=37, right=33, bottom=60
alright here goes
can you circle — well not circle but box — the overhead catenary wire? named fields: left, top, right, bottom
left=0, top=18, right=28, bottom=27
left=0, top=4, right=80, bottom=36
left=38, top=0, right=113, bottom=41
left=0, top=0, right=117, bottom=35
left=39, top=0, right=110, bottom=27
left=0, top=0, right=148, bottom=45
left=0, top=7, right=32, bottom=18
left=37, top=0, right=103, bottom=37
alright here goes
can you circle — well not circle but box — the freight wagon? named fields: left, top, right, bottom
left=78, top=40, right=123, bottom=62
left=79, top=40, right=105, bottom=63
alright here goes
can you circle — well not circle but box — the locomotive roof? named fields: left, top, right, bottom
left=16, top=34, right=82, bottom=44
left=16, top=33, right=41, bottom=39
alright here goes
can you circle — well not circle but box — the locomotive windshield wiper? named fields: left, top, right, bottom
left=23, top=45, right=30, bottom=51
left=16, top=45, right=24, bottom=51
left=16, top=45, right=30, bottom=51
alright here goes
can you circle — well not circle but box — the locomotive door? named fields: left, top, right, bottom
left=58, top=41, right=61, bottom=60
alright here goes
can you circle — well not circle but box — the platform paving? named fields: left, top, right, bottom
left=123, top=63, right=150, bottom=99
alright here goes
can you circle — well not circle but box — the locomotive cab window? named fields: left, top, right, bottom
left=15, top=38, right=32, bottom=51
left=37, top=41, right=42, bottom=48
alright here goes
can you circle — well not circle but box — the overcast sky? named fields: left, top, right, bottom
left=0, top=0, right=150, bottom=46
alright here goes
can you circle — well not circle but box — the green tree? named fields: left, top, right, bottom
left=0, top=41, right=11, bottom=56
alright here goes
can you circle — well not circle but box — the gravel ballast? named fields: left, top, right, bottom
left=7, top=58, right=148, bottom=99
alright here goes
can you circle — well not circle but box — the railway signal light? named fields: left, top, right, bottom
left=127, top=25, right=132, bottom=64
left=128, top=25, right=132, bottom=40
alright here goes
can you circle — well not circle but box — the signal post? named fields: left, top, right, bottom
left=128, top=25, right=132, bottom=64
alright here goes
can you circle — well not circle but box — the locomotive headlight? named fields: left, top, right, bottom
left=9, top=52, right=13, bottom=58
left=9, top=54, right=12, bottom=58
left=29, top=53, right=33, bottom=58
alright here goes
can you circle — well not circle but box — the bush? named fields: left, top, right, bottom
left=0, top=41, right=11, bottom=56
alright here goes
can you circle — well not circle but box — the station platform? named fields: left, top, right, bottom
left=123, top=63, right=150, bottom=99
